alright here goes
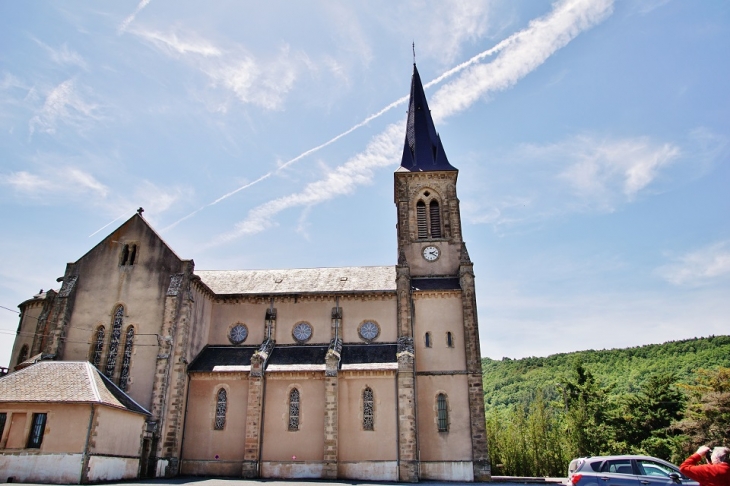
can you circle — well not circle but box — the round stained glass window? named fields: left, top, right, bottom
left=229, top=324, right=248, bottom=344
left=358, top=321, right=380, bottom=342
left=292, top=322, right=313, bottom=343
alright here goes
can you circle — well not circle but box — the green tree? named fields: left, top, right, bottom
left=674, top=367, right=730, bottom=458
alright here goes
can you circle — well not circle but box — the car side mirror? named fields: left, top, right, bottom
left=669, top=473, right=681, bottom=483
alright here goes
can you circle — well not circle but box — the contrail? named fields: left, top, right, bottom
left=118, top=0, right=152, bottom=34
left=89, top=208, right=135, bottom=238
left=162, top=40, right=512, bottom=233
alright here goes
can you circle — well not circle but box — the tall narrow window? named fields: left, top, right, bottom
left=363, top=387, right=374, bottom=431
left=416, top=201, right=427, bottom=239
left=214, top=388, right=227, bottom=430
left=105, top=305, right=124, bottom=377
left=437, top=394, right=449, bottom=432
left=119, top=326, right=135, bottom=390
left=0, top=413, right=6, bottom=439
left=446, top=332, right=454, bottom=348
left=425, top=332, right=432, bottom=348
left=17, top=344, right=29, bottom=366
left=120, top=245, right=130, bottom=266
left=129, top=244, right=137, bottom=265
left=27, top=413, right=47, bottom=448
left=91, top=326, right=105, bottom=368
left=288, top=388, right=300, bottom=431
left=429, top=200, right=442, bottom=238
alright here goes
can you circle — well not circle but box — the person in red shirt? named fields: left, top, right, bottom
left=680, top=445, right=730, bottom=486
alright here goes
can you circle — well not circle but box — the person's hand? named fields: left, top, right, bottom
left=697, top=446, right=711, bottom=457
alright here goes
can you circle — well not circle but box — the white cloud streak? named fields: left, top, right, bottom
left=118, top=0, right=152, bottom=34
left=656, top=241, right=730, bottom=286
left=206, top=0, right=613, bottom=246
left=28, top=79, right=104, bottom=136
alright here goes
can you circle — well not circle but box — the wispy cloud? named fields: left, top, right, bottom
left=2, top=166, right=190, bottom=226
left=419, top=1, right=493, bottom=65
left=558, top=136, right=680, bottom=199
left=2, top=167, right=109, bottom=199
left=33, top=39, right=87, bottom=69
left=118, top=0, right=153, bottom=34
left=206, top=0, right=614, bottom=246
left=132, top=29, right=222, bottom=57
left=430, top=0, right=613, bottom=120
left=656, top=241, right=730, bottom=286
left=209, top=123, right=403, bottom=246
left=463, top=135, right=681, bottom=227
left=28, top=79, right=105, bottom=136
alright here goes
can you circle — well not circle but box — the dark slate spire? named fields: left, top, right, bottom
left=399, top=64, right=456, bottom=172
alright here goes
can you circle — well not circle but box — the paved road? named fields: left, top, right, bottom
left=9, top=477, right=567, bottom=486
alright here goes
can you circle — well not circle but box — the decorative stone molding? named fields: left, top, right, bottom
left=166, top=274, right=184, bottom=296
left=58, top=275, right=78, bottom=297
left=397, top=336, right=414, bottom=355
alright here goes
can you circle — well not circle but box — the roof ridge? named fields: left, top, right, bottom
left=85, top=361, right=103, bottom=402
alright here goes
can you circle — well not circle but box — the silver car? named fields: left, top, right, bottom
left=567, top=455, right=699, bottom=486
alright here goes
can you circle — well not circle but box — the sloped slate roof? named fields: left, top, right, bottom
left=0, top=361, right=149, bottom=415
left=188, top=343, right=398, bottom=373
left=195, top=266, right=396, bottom=295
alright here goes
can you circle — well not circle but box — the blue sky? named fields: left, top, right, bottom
left=1, top=1, right=728, bottom=367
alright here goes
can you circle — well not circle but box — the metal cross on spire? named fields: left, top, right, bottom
left=412, top=42, right=416, bottom=64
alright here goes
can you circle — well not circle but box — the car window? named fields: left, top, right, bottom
left=589, top=461, right=604, bottom=472
left=637, top=460, right=675, bottom=478
left=603, top=459, right=634, bottom=475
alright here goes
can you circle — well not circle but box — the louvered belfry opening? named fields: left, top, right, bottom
left=416, top=200, right=428, bottom=239
left=429, top=200, right=442, bottom=238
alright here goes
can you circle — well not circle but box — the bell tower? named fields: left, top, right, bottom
left=394, top=64, right=490, bottom=482
left=394, top=64, right=465, bottom=277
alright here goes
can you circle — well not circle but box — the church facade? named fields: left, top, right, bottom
left=4, top=65, right=490, bottom=483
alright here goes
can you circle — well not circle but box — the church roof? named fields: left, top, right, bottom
left=195, top=266, right=396, bottom=295
left=188, top=343, right=398, bottom=373
left=399, top=64, right=456, bottom=172
left=0, top=361, right=149, bottom=415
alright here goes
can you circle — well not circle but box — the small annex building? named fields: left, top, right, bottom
left=4, top=64, right=490, bottom=483
left=0, top=361, right=149, bottom=484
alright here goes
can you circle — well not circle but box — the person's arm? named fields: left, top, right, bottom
left=681, top=446, right=712, bottom=482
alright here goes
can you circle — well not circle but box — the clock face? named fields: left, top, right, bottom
left=358, top=321, right=380, bottom=342
left=292, top=322, right=313, bottom=343
left=422, top=245, right=440, bottom=261
left=228, top=324, right=248, bottom=344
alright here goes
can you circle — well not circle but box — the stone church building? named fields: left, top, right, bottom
left=3, top=65, right=490, bottom=483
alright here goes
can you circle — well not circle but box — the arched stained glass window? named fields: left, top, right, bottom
left=119, top=326, right=134, bottom=390
left=105, top=305, right=124, bottom=377
left=17, top=344, right=29, bottom=366
left=416, top=200, right=428, bottom=239
left=429, top=200, right=442, bottom=238
left=288, top=388, right=300, bottom=431
left=363, top=387, right=374, bottom=431
left=214, top=388, right=227, bottom=430
left=91, top=326, right=105, bottom=368
left=437, top=393, right=449, bottom=432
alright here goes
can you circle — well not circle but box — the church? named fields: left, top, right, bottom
left=1, top=65, right=490, bottom=483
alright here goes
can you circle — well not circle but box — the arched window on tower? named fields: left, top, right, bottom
left=105, top=305, right=124, bottom=377
left=437, top=393, right=449, bottom=432
left=119, top=326, right=135, bottom=390
left=363, top=387, right=374, bottom=431
left=416, top=200, right=428, bottom=239
left=17, top=344, right=29, bottom=366
left=214, top=388, right=227, bottom=430
left=289, top=388, right=300, bottom=431
left=429, top=200, right=442, bottom=238
left=91, top=326, right=105, bottom=368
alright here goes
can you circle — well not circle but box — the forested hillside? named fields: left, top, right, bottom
left=482, top=335, right=730, bottom=409
left=481, top=336, right=730, bottom=477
